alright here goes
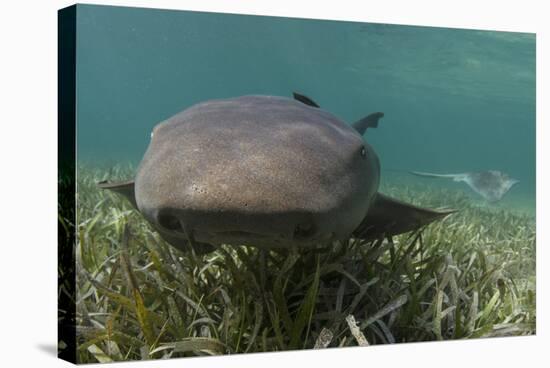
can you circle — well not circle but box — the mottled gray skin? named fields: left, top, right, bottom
left=136, top=96, right=379, bottom=250
left=100, top=94, right=454, bottom=254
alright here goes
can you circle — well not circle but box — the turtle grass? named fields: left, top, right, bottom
left=64, top=164, right=536, bottom=363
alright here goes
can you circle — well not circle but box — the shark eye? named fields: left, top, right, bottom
left=360, top=146, right=367, bottom=158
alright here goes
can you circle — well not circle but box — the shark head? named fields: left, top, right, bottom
left=100, top=94, right=453, bottom=254
left=118, top=96, right=379, bottom=251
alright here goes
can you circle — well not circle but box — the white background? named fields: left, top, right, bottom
left=0, top=0, right=547, bottom=366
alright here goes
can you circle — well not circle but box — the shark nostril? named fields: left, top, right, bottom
left=157, top=211, right=182, bottom=232
left=293, top=222, right=317, bottom=240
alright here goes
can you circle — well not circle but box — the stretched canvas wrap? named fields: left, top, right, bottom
left=58, top=4, right=536, bottom=364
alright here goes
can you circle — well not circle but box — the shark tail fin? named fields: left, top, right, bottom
left=352, top=112, right=384, bottom=135
left=97, top=180, right=137, bottom=208
left=353, top=193, right=456, bottom=241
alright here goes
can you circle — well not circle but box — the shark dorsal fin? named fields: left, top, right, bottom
left=352, top=112, right=384, bottom=135
left=292, top=92, right=320, bottom=108
left=292, top=92, right=383, bottom=136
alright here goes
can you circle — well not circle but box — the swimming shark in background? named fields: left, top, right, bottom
left=99, top=93, right=455, bottom=254
left=409, top=170, right=519, bottom=202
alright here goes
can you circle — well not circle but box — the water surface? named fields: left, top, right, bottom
left=75, top=4, right=535, bottom=214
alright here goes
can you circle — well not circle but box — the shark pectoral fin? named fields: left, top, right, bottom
left=352, top=112, right=384, bottom=135
left=353, top=193, right=456, bottom=241
left=292, top=92, right=320, bottom=108
left=97, top=180, right=137, bottom=209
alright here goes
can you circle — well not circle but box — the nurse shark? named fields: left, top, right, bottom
left=99, top=93, right=455, bottom=254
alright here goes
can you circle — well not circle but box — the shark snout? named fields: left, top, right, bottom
left=150, top=207, right=328, bottom=249
left=156, top=209, right=184, bottom=232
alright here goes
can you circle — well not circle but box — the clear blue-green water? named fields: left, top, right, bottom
left=75, top=4, right=535, bottom=214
